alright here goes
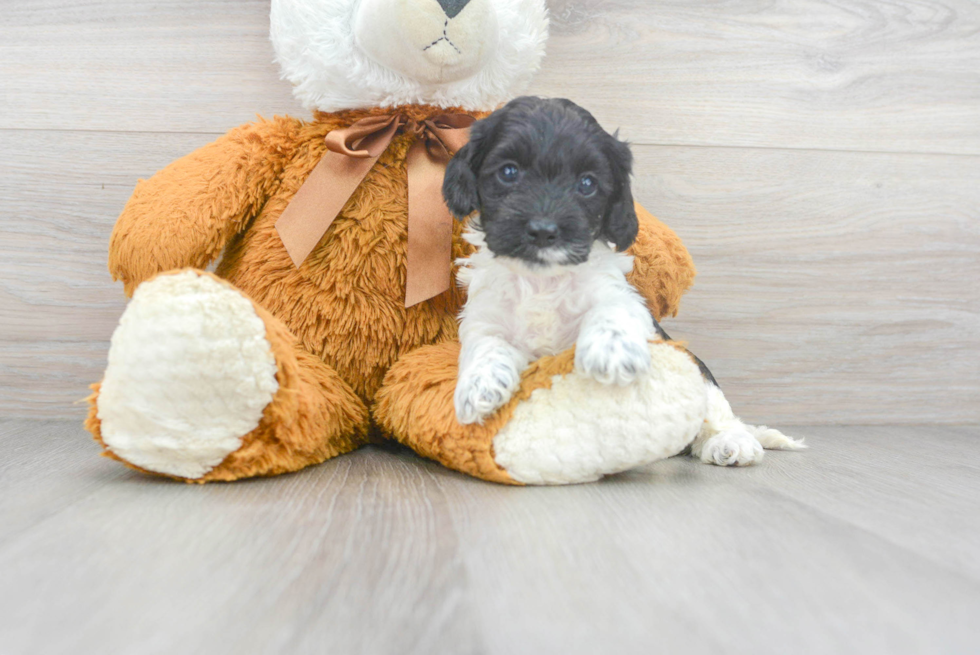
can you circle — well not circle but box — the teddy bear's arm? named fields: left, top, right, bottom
left=626, top=203, right=697, bottom=320
left=108, top=117, right=303, bottom=296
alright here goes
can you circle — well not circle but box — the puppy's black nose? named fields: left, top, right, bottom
left=526, top=219, right=559, bottom=248
left=437, top=0, right=471, bottom=19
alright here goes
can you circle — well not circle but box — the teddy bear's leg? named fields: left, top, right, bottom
left=374, top=341, right=711, bottom=485
left=689, top=383, right=806, bottom=467
left=86, top=269, right=369, bottom=482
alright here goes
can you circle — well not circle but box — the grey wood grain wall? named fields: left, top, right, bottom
left=1, top=0, right=978, bottom=423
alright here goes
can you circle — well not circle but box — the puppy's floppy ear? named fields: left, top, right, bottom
left=442, top=105, right=516, bottom=220
left=601, top=133, right=639, bottom=251
left=443, top=141, right=480, bottom=220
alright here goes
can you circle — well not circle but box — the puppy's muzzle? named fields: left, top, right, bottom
left=526, top=218, right=560, bottom=248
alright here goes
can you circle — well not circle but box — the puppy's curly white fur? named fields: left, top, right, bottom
left=454, top=231, right=656, bottom=424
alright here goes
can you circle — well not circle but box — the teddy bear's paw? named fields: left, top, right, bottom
left=697, top=427, right=765, bottom=467
left=96, top=271, right=279, bottom=480
left=493, top=342, right=706, bottom=485
left=574, top=324, right=652, bottom=386
left=454, top=359, right=521, bottom=425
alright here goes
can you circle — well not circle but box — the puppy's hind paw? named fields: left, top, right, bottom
left=698, top=427, right=765, bottom=467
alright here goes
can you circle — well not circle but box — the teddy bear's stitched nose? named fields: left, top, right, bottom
left=436, top=0, right=471, bottom=19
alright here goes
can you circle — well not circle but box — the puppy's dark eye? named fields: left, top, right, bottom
left=577, top=175, right=598, bottom=197
left=498, top=164, right=520, bottom=184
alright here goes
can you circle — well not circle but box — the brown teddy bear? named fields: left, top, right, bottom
left=85, top=0, right=763, bottom=485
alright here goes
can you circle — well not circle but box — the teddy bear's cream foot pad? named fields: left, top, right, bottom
left=96, top=270, right=279, bottom=479
left=492, top=343, right=708, bottom=485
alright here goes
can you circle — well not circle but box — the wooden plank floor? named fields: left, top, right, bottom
left=2, top=420, right=978, bottom=654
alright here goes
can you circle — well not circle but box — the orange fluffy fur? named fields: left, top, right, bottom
left=87, top=105, right=696, bottom=483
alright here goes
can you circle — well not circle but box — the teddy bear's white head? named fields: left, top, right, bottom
left=270, top=0, right=549, bottom=112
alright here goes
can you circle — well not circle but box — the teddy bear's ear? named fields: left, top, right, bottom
left=442, top=141, right=481, bottom=220
left=600, top=133, right=639, bottom=251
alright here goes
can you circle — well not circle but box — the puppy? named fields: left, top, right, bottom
left=443, top=96, right=804, bottom=465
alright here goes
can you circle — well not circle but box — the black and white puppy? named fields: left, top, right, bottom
left=443, top=97, right=803, bottom=464
left=444, top=96, right=653, bottom=419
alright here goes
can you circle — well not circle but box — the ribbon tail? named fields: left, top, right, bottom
left=276, top=151, right=381, bottom=268
left=405, top=142, right=454, bottom=308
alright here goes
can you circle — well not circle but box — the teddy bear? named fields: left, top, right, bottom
left=84, top=0, right=767, bottom=486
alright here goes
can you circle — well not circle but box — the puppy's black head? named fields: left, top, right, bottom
left=443, top=96, right=638, bottom=266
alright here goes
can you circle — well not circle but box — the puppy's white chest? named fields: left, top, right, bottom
left=458, top=236, right=641, bottom=362
left=508, top=275, right=586, bottom=358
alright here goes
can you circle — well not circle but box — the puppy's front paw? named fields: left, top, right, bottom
left=575, top=327, right=651, bottom=386
left=455, top=362, right=521, bottom=425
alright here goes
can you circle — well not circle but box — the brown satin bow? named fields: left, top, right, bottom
left=275, top=112, right=476, bottom=307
